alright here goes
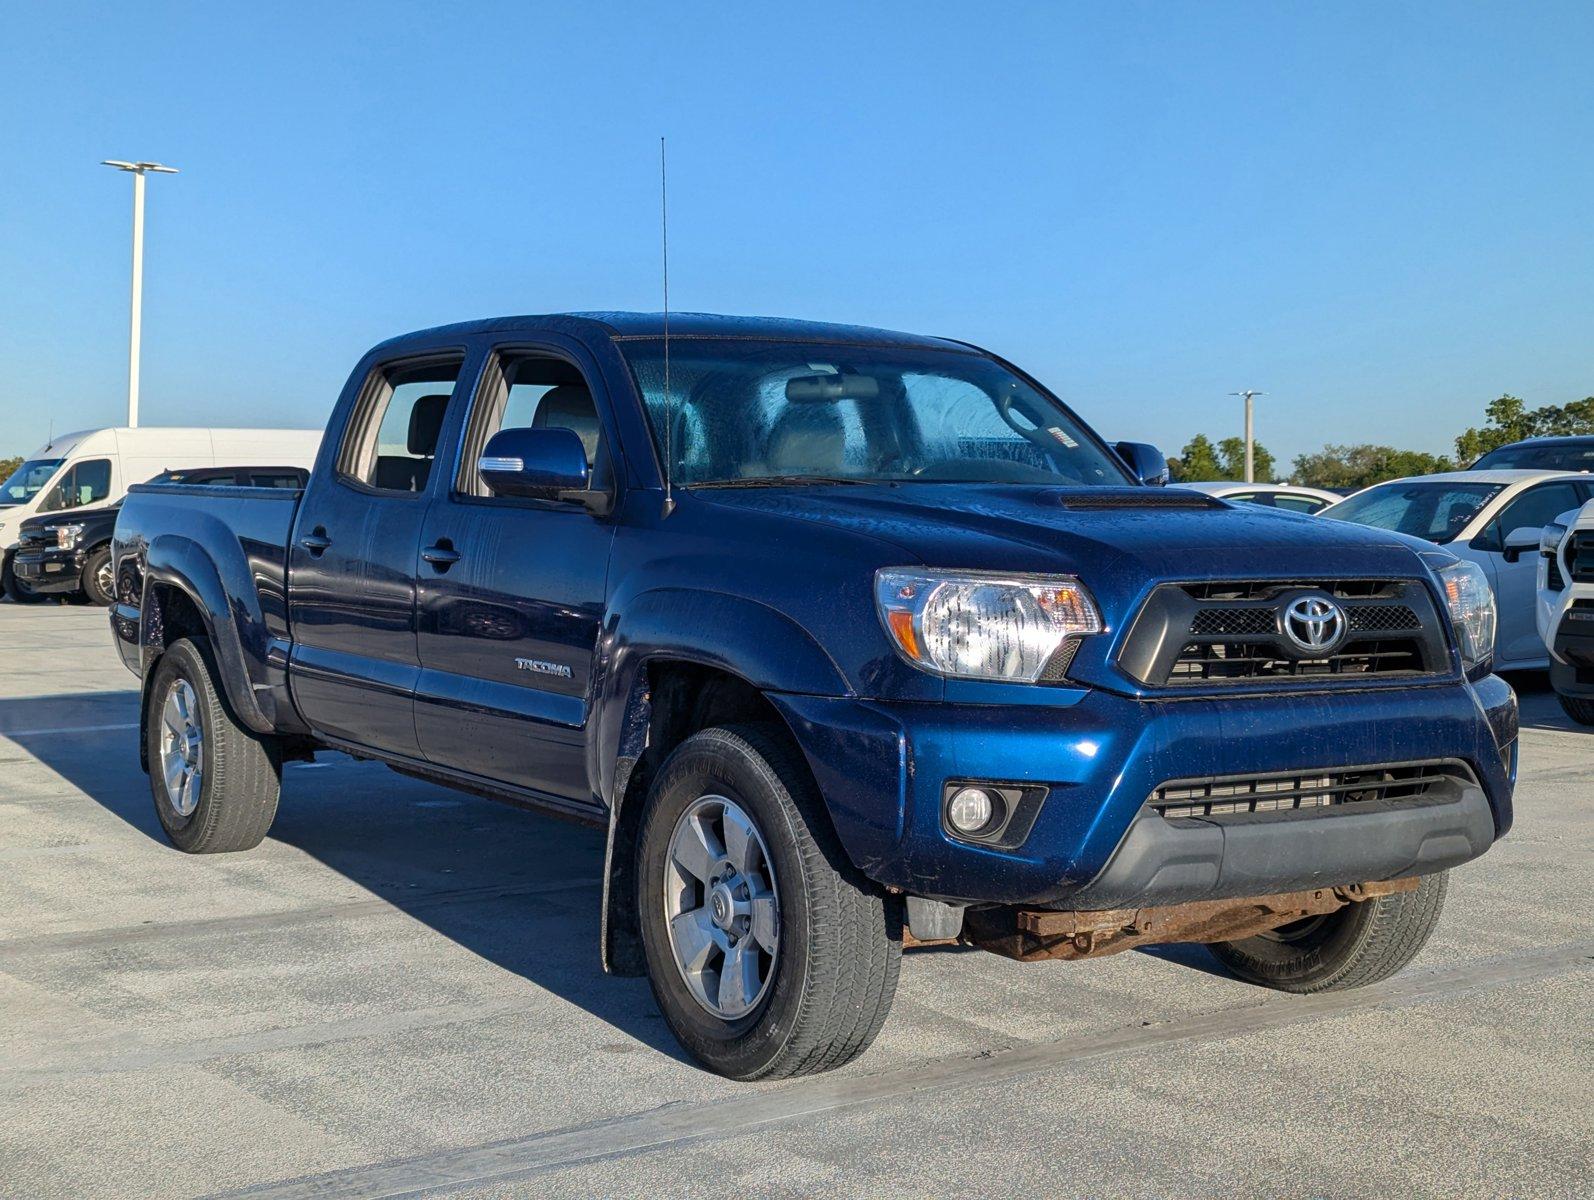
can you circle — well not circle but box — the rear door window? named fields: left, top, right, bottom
left=338, top=357, right=465, bottom=493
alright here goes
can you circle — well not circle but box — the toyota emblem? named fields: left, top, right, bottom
left=1282, top=595, right=1346, bottom=655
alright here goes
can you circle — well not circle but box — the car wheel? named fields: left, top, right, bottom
left=81, top=546, right=115, bottom=607
left=636, top=724, right=902, bottom=1079
left=145, top=637, right=281, bottom=853
left=1209, top=871, right=1447, bottom=992
left=1557, top=693, right=1594, bottom=727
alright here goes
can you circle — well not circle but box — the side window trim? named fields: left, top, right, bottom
left=452, top=345, right=613, bottom=502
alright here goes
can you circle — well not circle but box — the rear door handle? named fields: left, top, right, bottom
left=422, top=542, right=461, bottom=569
left=299, top=528, right=332, bottom=555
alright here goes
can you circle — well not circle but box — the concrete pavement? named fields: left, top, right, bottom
left=0, top=602, right=1589, bottom=1198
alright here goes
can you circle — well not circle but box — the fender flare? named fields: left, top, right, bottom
left=141, top=534, right=280, bottom=735
left=594, top=588, right=852, bottom=974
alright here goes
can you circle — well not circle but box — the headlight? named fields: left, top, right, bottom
left=1436, top=560, right=1495, bottom=673
left=875, top=568, right=1102, bottom=682
left=53, top=523, right=86, bottom=551
left=1540, top=522, right=1568, bottom=557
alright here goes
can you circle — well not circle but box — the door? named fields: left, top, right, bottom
left=1471, top=479, right=1591, bottom=667
left=414, top=348, right=615, bottom=804
left=288, top=354, right=466, bottom=757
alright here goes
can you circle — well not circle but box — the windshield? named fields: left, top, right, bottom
left=0, top=458, right=63, bottom=508
left=1322, top=480, right=1504, bottom=543
left=618, top=339, right=1129, bottom=488
left=1471, top=441, right=1594, bottom=472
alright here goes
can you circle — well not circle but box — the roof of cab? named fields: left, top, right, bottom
left=370, top=311, right=973, bottom=354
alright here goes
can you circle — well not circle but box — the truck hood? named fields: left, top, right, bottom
left=695, top=484, right=1432, bottom=585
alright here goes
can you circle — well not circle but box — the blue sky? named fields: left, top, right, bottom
left=1, top=2, right=1590, bottom=470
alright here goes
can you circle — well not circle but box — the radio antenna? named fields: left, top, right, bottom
left=659, top=136, right=675, bottom=518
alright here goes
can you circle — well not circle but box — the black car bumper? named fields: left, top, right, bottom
left=12, top=546, right=87, bottom=593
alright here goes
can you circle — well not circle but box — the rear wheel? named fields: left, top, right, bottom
left=637, top=725, right=901, bottom=1079
left=81, top=546, right=115, bottom=606
left=145, top=637, right=281, bottom=853
left=1557, top=692, right=1594, bottom=726
left=1209, top=872, right=1447, bottom=992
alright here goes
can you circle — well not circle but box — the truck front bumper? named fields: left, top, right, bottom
left=10, top=545, right=86, bottom=594
left=771, top=675, right=1516, bottom=909
left=1550, top=608, right=1594, bottom=699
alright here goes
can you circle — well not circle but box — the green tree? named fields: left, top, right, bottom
left=1291, top=444, right=1455, bottom=490
left=1167, top=434, right=1223, bottom=481
left=1167, top=433, right=1276, bottom=482
left=1455, top=394, right=1594, bottom=463
left=1216, top=437, right=1275, bottom=484
left=0, top=456, right=20, bottom=484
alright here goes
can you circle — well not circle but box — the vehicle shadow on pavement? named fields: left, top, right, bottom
left=4, top=695, right=690, bottom=1064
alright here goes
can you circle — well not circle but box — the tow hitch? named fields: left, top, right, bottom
left=957, top=879, right=1420, bottom=962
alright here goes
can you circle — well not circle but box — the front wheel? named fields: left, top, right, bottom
left=81, top=546, right=115, bottom=606
left=145, top=637, right=281, bottom=853
left=1557, top=692, right=1594, bottom=727
left=637, top=725, right=901, bottom=1080
left=1210, top=871, right=1447, bottom=992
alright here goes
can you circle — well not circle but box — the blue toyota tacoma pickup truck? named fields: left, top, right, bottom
left=111, top=313, right=1517, bottom=1079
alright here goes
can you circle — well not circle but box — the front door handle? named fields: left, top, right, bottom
left=422, top=541, right=461, bottom=569
left=299, top=528, right=331, bottom=556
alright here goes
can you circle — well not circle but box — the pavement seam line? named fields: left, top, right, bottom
left=204, top=939, right=1593, bottom=1200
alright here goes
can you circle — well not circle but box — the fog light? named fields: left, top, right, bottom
left=947, top=786, right=995, bottom=834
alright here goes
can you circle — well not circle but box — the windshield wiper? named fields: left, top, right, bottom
left=691, top=475, right=873, bottom=489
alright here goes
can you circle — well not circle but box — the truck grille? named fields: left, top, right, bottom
left=1571, top=531, right=1594, bottom=584
left=1118, top=579, right=1450, bottom=688
left=1152, top=760, right=1475, bottom=820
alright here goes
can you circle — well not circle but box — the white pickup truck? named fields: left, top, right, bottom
left=1536, top=499, right=1594, bottom=725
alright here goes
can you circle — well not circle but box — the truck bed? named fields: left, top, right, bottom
left=111, top=482, right=305, bottom=734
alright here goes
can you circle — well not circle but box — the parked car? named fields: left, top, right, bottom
left=1321, top=470, right=1594, bottom=670
left=111, top=312, right=1516, bottom=1080
left=1468, top=436, right=1594, bottom=473
left=9, top=466, right=308, bottom=605
left=1535, top=499, right=1594, bottom=725
left=0, top=426, right=321, bottom=601
left=1174, top=481, right=1342, bottom=513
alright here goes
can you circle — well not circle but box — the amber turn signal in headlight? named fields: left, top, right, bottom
left=874, top=569, right=1102, bottom=683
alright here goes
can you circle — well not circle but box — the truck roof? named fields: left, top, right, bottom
left=371, top=311, right=973, bottom=354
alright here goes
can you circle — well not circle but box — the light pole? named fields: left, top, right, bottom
left=102, top=160, right=179, bottom=428
left=1229, top=389, right=1265, bottom=482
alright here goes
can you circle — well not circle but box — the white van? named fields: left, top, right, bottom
left=0, top=426, right=322, bottom=585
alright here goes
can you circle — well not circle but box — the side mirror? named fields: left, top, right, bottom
left=1114, top=441, right=1169, bottom=487
left=478, top=427, right=591, bottom=502
left=1502, top=525, right=1543, bottom=563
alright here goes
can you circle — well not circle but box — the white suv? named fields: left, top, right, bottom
left=1536, top=498, right=1594, bottom=725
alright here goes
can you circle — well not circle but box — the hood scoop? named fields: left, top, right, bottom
left=1053, top=488, right=1225, bottom=511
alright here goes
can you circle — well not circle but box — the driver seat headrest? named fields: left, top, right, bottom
left=407, top=394, right=451, bottom=456
left=532, top=384, right=601, bottom=464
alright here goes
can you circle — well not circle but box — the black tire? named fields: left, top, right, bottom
left=1209, top=871, right=1448, bottom=992
left=1557, top=693, right=1594, bottom=726
left=636, top=724, right=902, bottom=1080
left=2, top=558, right=46, bottom=604
left=80, top=545, right=114, bottom=606
left=145, top=637, right=281, bottom=853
